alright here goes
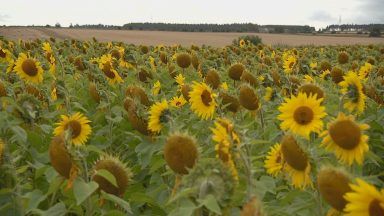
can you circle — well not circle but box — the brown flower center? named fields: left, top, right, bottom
left=281, top=135, right=308, bottom=171
left=22, top=59, right=38, bottom=76
left=201, top=90, right=212, bottom=106
left=102, top=63, right=116, bottom=79
left=289, top=61, right=295, bottom=69
left=369, top=199, right=384, bottom=216
left=347, top=84, right=360, bottom=103
left=329, top=120, right=361, bottom=150
left=0, top=49, right=6, bottom=58
left=293, top=106, right=314, bottom=125
left=64, top=120, right=82, bottom=138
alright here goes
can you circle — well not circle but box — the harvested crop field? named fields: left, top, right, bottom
left=1, top=27, right=384, bottom=46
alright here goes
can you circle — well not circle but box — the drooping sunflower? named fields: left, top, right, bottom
left=320, top=112, right=369, bottom=165
left=53, top=112, right=92, bottom=146
left=339, top=71, right=366, bottom=114
left=170, top=95, right=187, bottom=108
left=148, top=100, right=169, bottom=133
left=281, top=135, right=313, bottom=189
left=189, top=82, right=217, bottom=120
left=278, top=92, right=326, bottom=139
left=264, top=143, right=284, bottom=177
left=98, top=54, right=123, bottom=84
left=344, top=178, right=384, bottom=216
left=14, top=53, right=44, bottom=83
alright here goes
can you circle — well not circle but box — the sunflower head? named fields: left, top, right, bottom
left=271, top=70, right=281, bottom=86
left=338, top=51, right=349, bottom=64
left=110, top=49, right=121, bottom=59
left=176, top=53, right=191, bottom=69
left=321, top=112, right=369, bottom=165
left=264, top=143, right=284, bottom=177
left=228, top=63, right=245, bottom=81
left=339, top=71, right=366, bottom=114
left=220, top=92, right=240, bottom=113
left=181, top=84, right=191, bottom=101
left=239, top=84, right=259, bottom=111
left=205, top=69, right=220, bottom=89
left=0, top=81, right=7, bottom=97
left=53, top=113, right=92, bottom=146
left=191, top=53, right=199, bottom=70
left=14, top=53, right=44, bottom=83
left=278, top=92, right=326, bottom=139
left=140, top=45, right=149, bottom=54
left=189, top=82, right=216, bottom=120
left=160, top=52, right=168, bottom=64
left=92, top=154, right=132, bottom=196
left=331, top=66, right=344, bottom=84
left=89, top=82, right=101, bottom=103
left=317, top=167, right=351, bottom=211
left=298, top=83, right=324, bottom=100
left=164, top=133, right=198, bottom=175
left=344, top=178, right=384, bottom=216
left=241, top=70, right=258, bottom=87
left=49, top=136, right=73, bottom=179
left=320, top=60, right=332, bottom=72
left=125, top=85, right=151, bottom=107
left=138, top=68, right=153, bottom=83
left=148, top=100, right=169, bottom=133
left=74, top=56, right=86, bottom=71
left=281, top=135, right=308, bottom=171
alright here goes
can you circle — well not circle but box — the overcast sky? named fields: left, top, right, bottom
left=1, top=0, right=383, bottom=29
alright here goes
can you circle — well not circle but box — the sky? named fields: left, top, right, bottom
left=0, top=0, right=383, bottom=30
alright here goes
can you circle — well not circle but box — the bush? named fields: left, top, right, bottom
left=369, top=28, right=381, bottom=37
left=232, top=35, right=262, bottom=46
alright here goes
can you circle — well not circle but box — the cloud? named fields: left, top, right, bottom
left=0, top=14, right=10, bottom=22
left=354, top=0, right=384, bottom=23
left=309, top=11, right=336, bottom=22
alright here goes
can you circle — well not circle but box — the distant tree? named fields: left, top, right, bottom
left=55, top=23, right=61, bottom=28
left=69, top=23, right=73, bottom=28
left=45, top=24, right=51, bottom=28
left=369, top=27, right=381, bottom=37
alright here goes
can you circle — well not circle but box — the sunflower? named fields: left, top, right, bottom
left=6, top=59, right=15, bottom=73
left=283, top=55, right=297, bottom=74
left=344, top=178, right=384, bottom=216
left=264, top=143, right=284, bottom=177
left=339, top=71, right=366, bottom=114
left=170, top=95, right=187, bottom=108
left=152, top=80, right=161, bottom=96
left=278, top=92, right=326, bottom=139
left=175, top=73, right=185, bottom=89
left=321, top=112, right=369, bottom=165
left=14, top=53, right=44, bottom=83
left=53, top=112, right=92, bottom=146
left=0, top=47, right=12, bottom=63
left=281, top=135, right=313, bottom=189
left=239, top=39, right=246, bottom=48
left=220, top=82, right=229, bottom=91
left=98, top=54, right=123, bottom=84
left=211, top=118, right=240, bottom=181
left=148, top=100, right=169, bottom=133
left=264, top=87, right=274, bottom=102
left=189, top=82, right=217, bottom=120
left=358, top=62, right=373, bottom=79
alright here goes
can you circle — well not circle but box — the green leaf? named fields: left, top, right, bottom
left=11, top=125, right=27, bottom=143
left=41, top=202, right=67, bottom=216
left=101, top=191, right=132, bottom=215
left=95, top=169, right=118, bottom=187
left=73, top=178, right=98, bottom=205
left=198, top=194, right=221, bottom=215
left=23, top=189, right=47, bottom=212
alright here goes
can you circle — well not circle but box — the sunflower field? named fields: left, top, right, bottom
left=0, top=37, right=384, bottom=216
